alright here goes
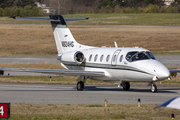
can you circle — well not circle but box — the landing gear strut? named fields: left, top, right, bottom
left=76, top=76, right=87, bottom=91
left=151, top=83, right=157, bottom=93
left=122, top=82, right=130, bottom=91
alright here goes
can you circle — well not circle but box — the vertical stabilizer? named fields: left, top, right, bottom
left=50, top=15, right=80, bottom=56
left=14, top=15, right=93, bottom=56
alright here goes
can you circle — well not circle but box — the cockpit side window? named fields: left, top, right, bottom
left=126, top=51, right=138, bottom=61
left=130, top=52, right=149, bottom=62
left=146, top=51, right=156, bottom=60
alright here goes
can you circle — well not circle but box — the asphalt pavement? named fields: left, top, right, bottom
left=0, top=83, right=180, bottom=105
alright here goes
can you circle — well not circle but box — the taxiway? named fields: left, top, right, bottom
left=0, top=83, right=180, bottom=105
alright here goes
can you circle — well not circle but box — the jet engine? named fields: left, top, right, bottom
left=59, top=51, right=85, bottom=65
left=74, top=51, right=85, bottom=64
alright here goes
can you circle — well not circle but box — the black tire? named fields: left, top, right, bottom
left=0, top=70, right=4, bottom=75
left=122, top=82, right=130, bottom=91
left=151, top=83, right=157, bottom=93
left=77, top=81, right=84, bottom=91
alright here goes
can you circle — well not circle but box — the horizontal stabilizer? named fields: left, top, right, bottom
left=169, top=69, right=180, bottom=73
left=0, top=68, right=104, bottom=77
left=11, top=16, right=89, bottom=21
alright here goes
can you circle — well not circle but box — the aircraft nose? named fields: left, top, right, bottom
left=158, top=69, right=170, bottom=80
left=154, top=65, right=170, bottom=80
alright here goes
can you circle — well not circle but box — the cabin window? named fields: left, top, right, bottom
left=89, top=54, right=92, bottom=61
left=100, top=55, right=104, bottom=62
left=94, top=54, right=98, bottom=62
left=126, top=51, right=138, bottom=61
left=106, top=55, right=110, bottom=62
left=119, top=55, right=123, bottom=62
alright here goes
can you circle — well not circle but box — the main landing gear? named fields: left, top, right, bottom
left=121, top=82, right=130, bottom=91
left=77, top=81, right=84, bottom=91
left=76, top=76, right=88, bottom=91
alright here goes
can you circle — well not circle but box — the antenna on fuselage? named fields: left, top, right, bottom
left=114, top=41, right=118, bottom=48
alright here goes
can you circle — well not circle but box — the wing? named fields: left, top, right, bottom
left=0, top=68, right=104, bottom=77
left=169, top=69, right=180, bottom=73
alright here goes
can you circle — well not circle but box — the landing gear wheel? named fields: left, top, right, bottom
left=77, top=81, right=84, bottom=91
left=151, top=83, right=157, bottom=93
left=122, top=82, right=130, bottom=91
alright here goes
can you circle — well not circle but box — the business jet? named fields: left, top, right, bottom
left=0, top=15, right=180, bottom=93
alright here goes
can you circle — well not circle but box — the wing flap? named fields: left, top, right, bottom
left=0, top=68, right=104, bottom=77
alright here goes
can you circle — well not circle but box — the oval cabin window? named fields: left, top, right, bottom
left=100, top=55, right=104, bottom=62
left=94, top=54, right=98, bottom=62
left=89, top=54, right=92, bottom=61
left=106, top=55, right=110, bottom=62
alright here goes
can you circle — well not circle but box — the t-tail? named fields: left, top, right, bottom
left=13, top=15, right=93, bottom=56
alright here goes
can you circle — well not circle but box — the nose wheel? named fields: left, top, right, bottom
left=151, top=83, right=157, bottom=93
left=122, top=82, right=130, bottom=91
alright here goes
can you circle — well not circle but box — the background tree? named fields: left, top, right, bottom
left=24, top=5, right=31, bottom=16
left=29, top=6, right=39, bottom=17
left=19, top=7, right=26, bottom=17
left=17, top=0, right=35, bottom=8
left=0, top=0, right=14, bottom=9
left=0, top=8, right=4, bottom=16
left=50, top=0, right=66, bottom=14
left=13, top=7, right=21, bottom=16
left=3, top=7, right=11, bottom=16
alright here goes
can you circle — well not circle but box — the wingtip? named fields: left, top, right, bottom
left=86, top=17, right=89, bottom=20
left=9, top=16, right=16, bottom=19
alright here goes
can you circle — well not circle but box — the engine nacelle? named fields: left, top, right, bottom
left=58, top=51, right=85, bottom=65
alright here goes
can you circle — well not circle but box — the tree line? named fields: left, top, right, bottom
left=0, top=6, right=39, bottom=17
left=96, top=0, right=180, bottom=13
left=0, top=0, right=180, bottom=17
left=40, top=0, right=180, bottom=14
left=0, top=0, right=35, bottom=9
left=0, top=0, right=39, bottom=17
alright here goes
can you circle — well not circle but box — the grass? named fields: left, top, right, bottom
left=153, top=51, right=180, bottom=55
left=0, top=24, right=180, bottom=56
left=8, top=103, right=180, bottom=120
left=0, top=75, right=115, bottom=85
left=65, top=13, right=180, bottom=26
left=1, top=13, right=180, bottom=26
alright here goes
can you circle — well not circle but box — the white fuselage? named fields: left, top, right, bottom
left=60, top=47, right=170, bottom=83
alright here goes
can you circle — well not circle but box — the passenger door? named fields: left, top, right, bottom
left=111, top=49, right=121, bottom=66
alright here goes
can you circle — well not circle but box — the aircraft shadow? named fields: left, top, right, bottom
left=1, top=85, right=179, bottom=93
left=83, top=86, right=178, bottom=93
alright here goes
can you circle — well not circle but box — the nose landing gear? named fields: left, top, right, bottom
left=121, top=82, right=130, bottom=91
left=151, top=83, right=157, bottom=93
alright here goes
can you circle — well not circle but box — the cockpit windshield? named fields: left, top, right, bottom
left=130, top=52, right=149, bottom=62
left=126, top=51, right=156, bottom=62
left=146, top=51, right=156, bottom=60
